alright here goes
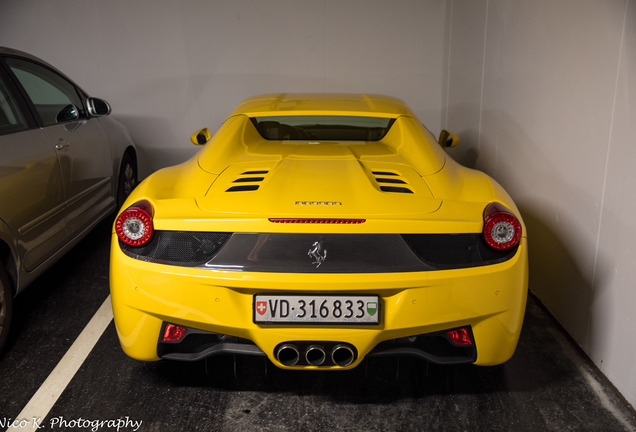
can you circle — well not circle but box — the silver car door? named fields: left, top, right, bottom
left=0, top=70, right=67, bottom=273
left=6, top=58, right=115, bottom=239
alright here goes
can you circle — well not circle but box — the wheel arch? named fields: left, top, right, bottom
left=115, top=146, right=139, bottom=209
left=0, top=233, right=18, bottom=297
left=115, top=146, right=138, bottom=183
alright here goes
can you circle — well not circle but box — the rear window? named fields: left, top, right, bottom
left=251, top=115, right=395, bottom=141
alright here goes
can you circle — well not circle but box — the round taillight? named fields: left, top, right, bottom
left=483, top=202, right=522, bottom=250
left=115, top=200, right=154, bottom=247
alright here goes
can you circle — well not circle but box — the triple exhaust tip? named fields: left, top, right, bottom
left=276, top=343, right=356, bottom=367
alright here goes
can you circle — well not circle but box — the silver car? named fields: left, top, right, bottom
left=0, top=47, right=137, bottom=350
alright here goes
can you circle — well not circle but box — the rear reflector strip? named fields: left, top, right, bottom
left=268, top=218, right=366, bottom=224
left=162, top=324, right=187, bottom=342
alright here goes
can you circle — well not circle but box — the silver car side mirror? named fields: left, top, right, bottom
left=87, top=97, right=112, bottom=117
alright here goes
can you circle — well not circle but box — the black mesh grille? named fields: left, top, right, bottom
left=120, top=231, right=231, bottom=266
left=402, top=233, right=518, bottom=269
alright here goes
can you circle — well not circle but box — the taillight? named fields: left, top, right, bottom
left=483, top=202, right=522, bottom=250
left=115, top=200, right=154, bottom=247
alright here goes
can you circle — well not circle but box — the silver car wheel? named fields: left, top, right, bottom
left=117, top=152, right=138, bottom=208
left=122, top=163, right=136, bottom=196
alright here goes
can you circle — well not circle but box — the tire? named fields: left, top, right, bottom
left=117, top=151, right=138, bottom=209
left=0, top=264, right=13, bottom=353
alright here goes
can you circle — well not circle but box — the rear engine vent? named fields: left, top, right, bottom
left=233, top=176, right=264, bottom=183
left=371, top=171, right=413, bottom=194
left=226, top=185, right=259, bottom=192
left=379, top=186, right=413, bottom=193
left=226, top=170, right=269, bottom=192
left=376, top=177, right=407, bottom=184
left=242, top=170, right=268, bottom=175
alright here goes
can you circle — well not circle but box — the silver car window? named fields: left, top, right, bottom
left=6, top=58, right=85, bottom=127
left=0, top=76, right=28, bottom=135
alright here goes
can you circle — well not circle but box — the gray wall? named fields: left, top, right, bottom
left=445, top=0, right=636, bottom=407
left=0, top=0, right=447, bottom=177
left=1, top=0, right=635, bottom=409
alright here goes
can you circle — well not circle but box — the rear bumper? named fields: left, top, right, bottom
left=110, top=235, right=528, bottom=368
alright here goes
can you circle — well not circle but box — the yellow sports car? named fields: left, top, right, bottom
left=110, top=93, right=528, bottom=369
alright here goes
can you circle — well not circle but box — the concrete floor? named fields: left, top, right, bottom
left=1, top=217, right=635, bottom=432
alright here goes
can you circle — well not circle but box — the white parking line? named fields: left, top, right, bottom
left=6, top=296, right=113, bottom=431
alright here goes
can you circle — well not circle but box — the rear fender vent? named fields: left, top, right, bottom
left=226, top=170, right=269, bottom=192
left=226, top=185, right=259, bottom=192
left=379, top=186, right=413, bottom=193
left=371, top=171, right=413, bottom=194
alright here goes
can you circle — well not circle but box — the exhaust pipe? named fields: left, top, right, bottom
left=331, top=344, right=355, bottom=367
left=276, top=344, right=300, bottom=366
left=305, top=345, right=327, bottom=366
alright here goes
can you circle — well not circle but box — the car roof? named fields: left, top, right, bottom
left=230, top=93, right=415, bottom=118
left=0, top=46, right=51, bottom=64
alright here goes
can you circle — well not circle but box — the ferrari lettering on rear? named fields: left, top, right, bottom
left=295, top=201, right=342, bottom=206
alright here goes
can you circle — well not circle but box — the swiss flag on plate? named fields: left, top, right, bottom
left=256, top=301, right=267, bottom=315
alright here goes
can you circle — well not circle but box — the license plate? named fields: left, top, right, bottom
left=253, top=294, right=380, bottom=325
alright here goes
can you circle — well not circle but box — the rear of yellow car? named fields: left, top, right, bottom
left=110, top=94, right=528, bottom=369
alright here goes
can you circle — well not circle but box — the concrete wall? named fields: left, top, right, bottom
left=444, top=0, right=636, bottom=407
left=1, top=0, right=635, bottom=409
left=0, top=0, right=446, bottom=177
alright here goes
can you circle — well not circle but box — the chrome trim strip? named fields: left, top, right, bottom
left=18, top=202, right=66, bottom=235
left=64, top=177, right=112, bottom=208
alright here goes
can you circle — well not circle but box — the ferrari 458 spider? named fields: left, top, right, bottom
left=110, top=93, right=527, bottom=370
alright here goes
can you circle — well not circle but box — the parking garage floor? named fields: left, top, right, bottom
left=1, top=217, right=635, bottom=432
